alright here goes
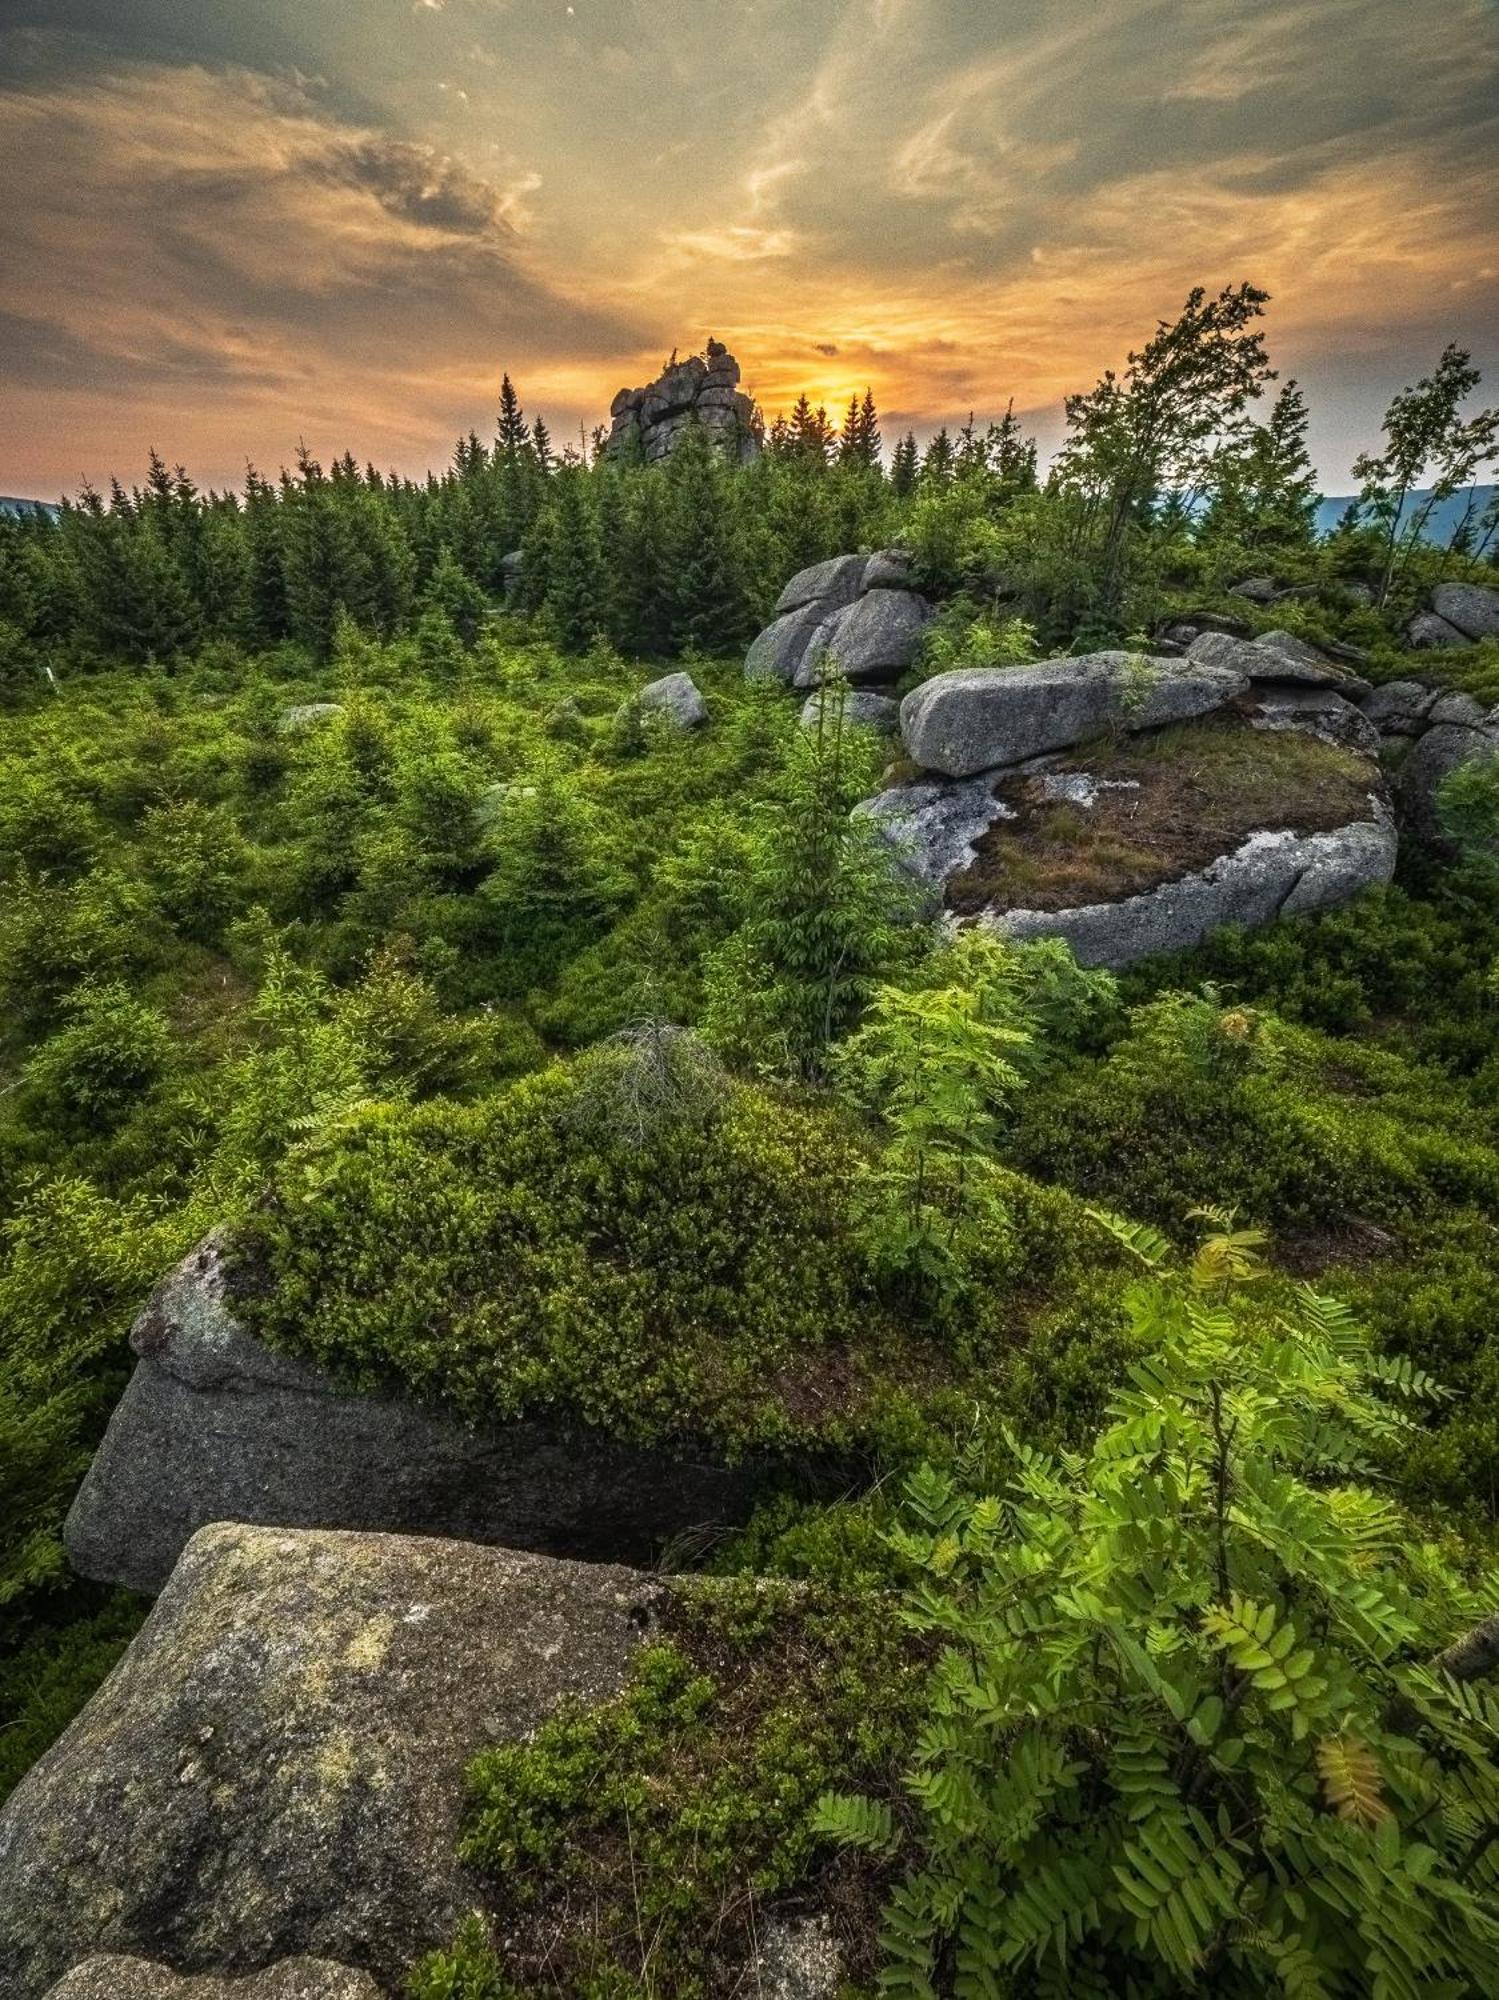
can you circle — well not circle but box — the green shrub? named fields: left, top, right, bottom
left=817, top=1224, right=1499, bottom=1996
left=0, top=1596, right=144, bottom=1804
left=412, top=1583, right=926, bottom=1999
left=1014, top=992, right=1499, bottom=1235
left=22, top=982, right=175, bottom=1128
left=235, top=1068, right=890, bottom=1448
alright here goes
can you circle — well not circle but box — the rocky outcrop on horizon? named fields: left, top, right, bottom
left=604, top=338, right=762, bottom=463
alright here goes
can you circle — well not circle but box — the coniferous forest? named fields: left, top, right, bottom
left=3, top=287, right=1499, bottom=1997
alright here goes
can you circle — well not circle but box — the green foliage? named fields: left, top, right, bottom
left=411, top=1585, right=925, bottom=1998
left=234, top=1065, right=896, bottom=1449
left=1439, top=750, right=1499, bottom=875
left=1352, top=344, right=1499, bottom=605
left=1014, top=989, right=1499, bottom=1236
left=21, top=982, right=175, bottom=1128
left=835, top=934, right=1034, bottom=1304
left=819, top=1230, right=1499, bottom=1996
left=701, top=689, right=922, bottom=1081
left=0, top=1175, right=199, bottom=1623
left=0, top=1595, right=144, bottom=1804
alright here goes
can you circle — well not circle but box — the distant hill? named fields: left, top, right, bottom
left=0, top=495, right=60, bottom=519
left=1315, top=485, right=1495, bottom=543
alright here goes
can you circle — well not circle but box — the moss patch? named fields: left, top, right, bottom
left=946, top=719, right=1378, bottom=916
left=233, top=1065, right=1099, bottom=1458
left=411, top=1579, right=926, bottom=1999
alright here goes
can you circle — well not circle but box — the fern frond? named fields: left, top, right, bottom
left=811, top=1789, right=901, bottom=1855
left=1316, top=1734, right=1391, bottom=1828
left=1086, top=1206, right=1175, bottom=1270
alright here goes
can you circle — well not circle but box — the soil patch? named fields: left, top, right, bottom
left=946, top=718, right=1377, bottom=916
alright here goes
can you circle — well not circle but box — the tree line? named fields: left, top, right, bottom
left=2, top=288, right=1496, bottom=685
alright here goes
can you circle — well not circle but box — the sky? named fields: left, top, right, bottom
left=2, top=0, right=1497, bottom=499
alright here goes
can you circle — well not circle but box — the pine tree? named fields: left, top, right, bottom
left=70, top=485, right=200, bottom=662
left=1202, top=379, right=1318, bottom=560
left=664, top=420, right=750, bottom=656
left=890, top=432, right=920, bottom=497
left=838, top=394, right=864, bottom=468
left=789, top=394, right=835, bottom=468
left=985, top=400, right=1038, bottom=495
left=496, top=373, right=531, bottom=460
left=857, top=388, right=882, bottom=470
left=531, top=416, right=555, bottom=477
left=242, top=466, right=291, bottom=645
left=619, top=474, right=675, bottom=658
left=540, top=466, right=602, bottom=652
left=701, top=694, right=919, bottom=1080
left=921, top=427, right=955, bottom=485
left=421, top=543, right=489, bottom=647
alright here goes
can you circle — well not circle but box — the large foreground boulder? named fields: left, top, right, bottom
left=0, top=1526, right=663, bottom=1998
left=45, top=1961, right=380, bottom=2000
left=900, top=652, right=1247, bottom=779
left=64, top=1234, right=763, bottom=1595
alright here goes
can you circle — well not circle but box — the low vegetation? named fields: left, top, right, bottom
left=2, top=286, right=1499, bottom=1995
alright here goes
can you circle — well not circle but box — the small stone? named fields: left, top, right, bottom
left=798, top=688, right=900, bottom=733
left=625, top=671, right=709, bottom=731
left=861, top=548, right=919, bottom=593
left=277, top=704, right=342, bottom=734
left=1358, top=680, right=1438, bottom=736
left=1405, top=610, right=1472, bottom=652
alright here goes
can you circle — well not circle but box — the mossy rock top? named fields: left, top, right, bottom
left=947, top=721, right=1381, bottom=916
left=230, top=1064, right=1091, bottom=1455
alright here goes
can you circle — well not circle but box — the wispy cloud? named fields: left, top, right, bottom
left=1, top=0, right=1496, bottom=493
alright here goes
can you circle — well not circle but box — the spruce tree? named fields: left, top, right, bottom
left=921, top=427, right=956, bottom=485
left=540, top=467, right=602, bottom=652
left=891, top=432, right=920, bottom=497
left=421, top=544, right=489, bottom=647
left=619, top=474, right=674, bottom=658
left=496, top=373, right=531, bottom=459
left=665, top=420, right=750, bottom=656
